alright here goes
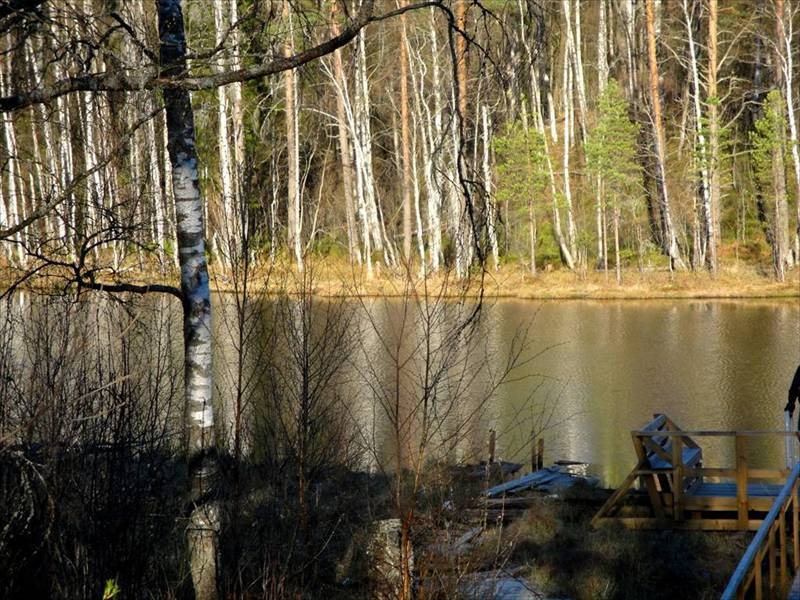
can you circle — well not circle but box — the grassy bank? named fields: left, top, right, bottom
left=202, top=257, right=800, bottom=300
left=4, top=253, right=798, bottom=300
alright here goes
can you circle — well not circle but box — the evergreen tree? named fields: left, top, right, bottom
left=492, top=119, right=548, bottom=274
left=750, top=89, right=792, bottom=280
left=586, top=79, right=641, bottom=283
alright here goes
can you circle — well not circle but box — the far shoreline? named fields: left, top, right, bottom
left=205, top=259, right=800, bottom=301
left=4, top=259, right=799, bottom=301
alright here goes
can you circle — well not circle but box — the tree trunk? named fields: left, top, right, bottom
left=0, top=67, right=24, bottom=265
left=645, top=0, right=684, bottom=269
left=597, top=0, right=609, bottom=94
left=214, top=0, right=234, bottom=266
left=399, top=0, right=413, bottom=263
left=775, top=0, right=800, bottom=262
left=707, top=0, right=720, bottom=273
left=481, top=105, right=499, bottom=270
left=327, top=3, right=361, bottom=267
left=158, top=3, right=219, bottom=600
left=284, top=1, right=304, bottom=272
left=682, top=0, right=713, bottom=272
left=614, top=205, right=622, bottom=285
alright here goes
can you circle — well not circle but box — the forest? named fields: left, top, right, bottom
left=0, top=1, right=798, bottom=599
left=0, top=0, right=798, bottom=284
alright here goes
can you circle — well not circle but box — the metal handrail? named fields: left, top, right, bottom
left=721, top=462, right=800, bottom=600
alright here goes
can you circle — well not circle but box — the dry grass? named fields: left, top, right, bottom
left=4, top=254, right=798, bottom=300
left=205, top=256, right=800, bottom=300
left=481, top=494, right=750, bottom=600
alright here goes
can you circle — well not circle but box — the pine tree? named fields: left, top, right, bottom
left=586, top=79, right=641, bottom=283
left=492, top=119, right=548, bottom=274
left=750, top=89, right=792, bottom=281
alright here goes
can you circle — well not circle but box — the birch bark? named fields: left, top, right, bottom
left=283, top=1, right=304, bottom=272
left=681, top=0, right=713, bottom=271
left=328, top=10, right=360, bottom=266
left=399, top=0, right=413, bottom=263
left=158, top=2, right=219, bottom=598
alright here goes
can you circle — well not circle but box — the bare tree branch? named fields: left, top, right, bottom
left=1, top=0, right=385, bottom=112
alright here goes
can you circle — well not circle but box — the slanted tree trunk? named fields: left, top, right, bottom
left=645, top=0, right=684, bottom=269
left=681, top=0, right=713, bottom=272
left=158, top=3, right=219, bottom=599
left=328, top=2, right=360, bottom=266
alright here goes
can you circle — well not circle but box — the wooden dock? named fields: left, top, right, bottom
left=592, top=414, right=798, bottom=531
left=593, top=414, right=800, bottom=597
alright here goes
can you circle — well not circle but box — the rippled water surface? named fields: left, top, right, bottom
left=485, top=299, right=800, bottom=486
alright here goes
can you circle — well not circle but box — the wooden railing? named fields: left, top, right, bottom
left=720, top=462, right=800, bottom=600
left=634, top=429, right=792, bottom=529
left=593, top=420, right=800, bottom=530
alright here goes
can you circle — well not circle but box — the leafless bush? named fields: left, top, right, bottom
left=0, top=292, right=188, bottom=599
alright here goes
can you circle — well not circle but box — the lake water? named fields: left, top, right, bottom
left=213, top=295, right=800, bottom=487
left=4, top=292, right=798, bottom=488
left=482, top=299, right=800, bottom=486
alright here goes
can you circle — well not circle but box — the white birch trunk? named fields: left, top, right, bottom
left=283, top=1, right=303, bottom=272
left=597, top=0, right=609, bottom=94
left=323, top=15, right=361, bottom=266
left=776, top=0, right=800, bottom=261
left=482, top=105, right=499, bottom=271
left=0, top=69, right=24, bottom=265
left=158, top=3, right=219, bottom=599
left=681, top=0, right=712, bottom=270
left=228, top=0, right=246, bottom=252
left=560, top=31, right=578, bottom=260
left=214, top=0, right=235, bottom=266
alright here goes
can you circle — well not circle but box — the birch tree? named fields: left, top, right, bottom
left=680, top=0, right=713, bottom=271
left=284, top=0, right=303, bottom=272
left=645, top=0, right=684, bottom=269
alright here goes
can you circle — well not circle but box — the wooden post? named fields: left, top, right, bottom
left=736, top=435, right=749, bottom=530
left=632, top=431, right=666, bottom=521
left=488, top=429, right=496, bottom=464
left=768, top=525, right=776, bottom=596
left=536, top=438, right=544, bottom=471
left=755, top=547, right=765, bottom=600
left=779, top=511, right=788, bottom=597
left=794, top=480, right=800, bottom=570
left=672, top=434, right=684, bottom=522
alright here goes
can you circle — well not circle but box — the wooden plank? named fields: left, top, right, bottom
left=691, top=482, right=783, bottom=498
left=608, top=517, right=765, bottom=531
left=485, top=469, right=559, bottom=498
left=631, top=431, right=665, bottom=520
left=794, top=483, right=800, bottom=571
left=648, top=446, right=701, bottom=470
left=780, top=512, right=788, bottom=597
left=736, top=435, right=749, bottom=529
left=635, top=429, right=800, bottom=437
left=591, top=468, right=641, bottom=526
